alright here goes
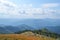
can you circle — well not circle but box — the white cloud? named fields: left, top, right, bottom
left=0, top=0, right=16, bottom=7
left=0, top=0, right=19, bottom=17
left=42, top=3, right=59, bottom=8
left=0, top=0, right=60, bottom=19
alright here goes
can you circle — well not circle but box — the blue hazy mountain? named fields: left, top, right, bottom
left=0, top=24, right=36, bottom=34
left=0, top=19, right=60, bottom=27
left=0, top=18, right=60, bottom=34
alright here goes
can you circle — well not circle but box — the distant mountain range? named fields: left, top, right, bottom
left=0, top=19, right=60, bottom=34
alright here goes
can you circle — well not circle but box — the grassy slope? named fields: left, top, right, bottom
left=0, top=29, right=59, bottom=40
left=0, top=34, right=56, bottom=40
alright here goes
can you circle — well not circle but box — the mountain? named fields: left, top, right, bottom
left=0, top=27, right=13, bottom=34
left=46, top=26, right=60, bottom=34
left=15, top=28, right=60, bottom=38
left=0, top=24, right=36, bottom=34
left=0, top=19, right=60, bottom=26
left=0, top=19, right=60, bottom=34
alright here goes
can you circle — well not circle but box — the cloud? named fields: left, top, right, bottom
left=0, top=0, right=18, bottom=17
left=41, top=3, right=59, bottom=8
left=0, top=0, right=60, bottom=19
left=0, top=0, right=16, bottom=7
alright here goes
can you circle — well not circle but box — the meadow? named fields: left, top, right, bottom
left=0, top=34, right=56, bottom=40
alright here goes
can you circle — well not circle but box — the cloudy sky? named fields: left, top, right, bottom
left=0, top=0, right=60, bottom=19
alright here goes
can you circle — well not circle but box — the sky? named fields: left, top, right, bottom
left=0, top=0, right=60, bottom=19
